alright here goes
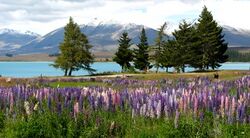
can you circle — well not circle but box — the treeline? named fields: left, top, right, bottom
left=114, top=6, right=228, bottom=73
left=226, top=50, right=250, bottom=62
left=54, top=6, right=228, bottom=76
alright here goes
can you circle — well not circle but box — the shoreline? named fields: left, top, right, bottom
left=0, top=70, right=249, bottom=79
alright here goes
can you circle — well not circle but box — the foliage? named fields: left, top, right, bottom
left=170, top=20, right=202, bottom=73
left=226, top=50, right=250, bottom=62
left=159, top=7, right=228, bottom=72
left=153, top=22, right=168, bottom=73
left=133, top=27, right=152, bottom=72
left=5, top=53, right=13, bottom=57
left=113, top=32, right=133, bottom=72
left=53, top=17, right=95, bottom=76
left=196, top=6, right=228, bottom=70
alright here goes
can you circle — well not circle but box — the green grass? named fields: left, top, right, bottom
left=49, top=81, right=108, bottom=88
left=1, top=110, right=250, bottom=138
left=126, top=70, right=250, bottom=80
left=1, top=70, right=249, bottom=87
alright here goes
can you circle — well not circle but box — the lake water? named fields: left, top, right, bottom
left=0, top=62, right=249, bottom=78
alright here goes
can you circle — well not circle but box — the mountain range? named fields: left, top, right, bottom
left=0, top=23, right=250, bottom=55
left=0, top=29, right=40, bottom=55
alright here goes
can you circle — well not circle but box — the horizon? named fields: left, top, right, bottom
left=0, top=0, right=250, bottom=35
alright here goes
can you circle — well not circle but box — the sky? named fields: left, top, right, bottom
left=0, top=0, right=250, bottom=35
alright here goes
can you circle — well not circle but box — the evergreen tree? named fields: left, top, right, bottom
left=133, top=27, right=151, bottom=72
left=197, top=6, right=228, bottom=70
left=53, top=17, right=95, bottom=76
left=74, top=32, right=95, bottom=74
left=171, top=20, right=202, bottom=72
left=153, top=22, right=168, bottom=73
left=113, top=32, right=133, bottom=72
left=161, top=40, right=175, bottom=72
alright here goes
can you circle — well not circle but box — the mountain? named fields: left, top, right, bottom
left=223, top=26, right=250, bottom=47
left=2, top=23, right=250, bottom=55
left=0, top=28, right=40, bottom=54
left=17, top=22, right=158, bottom=54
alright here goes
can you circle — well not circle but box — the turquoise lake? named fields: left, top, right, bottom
left=0, top=62, right=249, bottom=78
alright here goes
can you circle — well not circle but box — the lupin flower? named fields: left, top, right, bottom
left=33, top=102, right=39, bottom=111
left=150, top=107, right=155, bottom=118
left=9, top=92, right=14, bottom=113
left=174, top=110, right=180, bottom=128
left=225, top=96, right=229, bottom=114
left=132, top=108, right=135, bottom=118
left=156, top=100, right=161, bottom=118
left=0, top=76, right=249, bottom=125
left=232, top=97, right=236, bottom=116
left=74, top=102, right=79, bottom=118
left=194, top=96, right=198, bottom=117
left=220, top=95, right=225, bottom=118
left=24, top=101, right=31, bottom=115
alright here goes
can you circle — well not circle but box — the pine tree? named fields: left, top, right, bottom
left=172, top=20, right=202, bottom=72
left=53, top=17, right=95, bottom=76
left=197, top=6, right=228, bottom=70
left=113, top=32, right=133, bottom=72
left=75, top=31, right=95, bottom=74
left=133, top=27, right=151, bottom=72
left=153, top=22, right=168, bottom=73
left=161, top=40, right=175, bottom=72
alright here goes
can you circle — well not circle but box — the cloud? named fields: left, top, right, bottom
left=0, top=0, right=249, bottom=35
left=179, top=0, right=200, bottom=4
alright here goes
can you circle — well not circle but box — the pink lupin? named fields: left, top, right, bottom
left=156, top=100, right=161, bottom=118
left=225, top=96, right=229, bottom=114
left=74, top=102, right=79, bottom=118
left=179, top=97, right=183, bottom=113
left=232, top=97, right=236, bottom=116
left=9, top=92, right=14, bottom=113
left=174, top=110, right=180, bottom=128
left=203, top=92, right=207, bottom=107
left=183, top=95, right=187, bottom=113
left=220, top=95, right=225, bottom=118
left=194, top=95, right=198, bottom=117
left=114, top=93, right=120, bottom=105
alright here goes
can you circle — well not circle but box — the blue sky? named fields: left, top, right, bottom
left=0, top=0, right=249, bottom=35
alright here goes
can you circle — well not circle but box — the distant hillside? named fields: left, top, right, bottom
left=0, top=29, right=40, bottom=55
left=17, top=23, right=158, bottom=54
left=223, top=26, right=250, bottom=47
left=1, top=23, right=250, bottom=55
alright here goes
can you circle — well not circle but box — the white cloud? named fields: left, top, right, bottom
left=0, top=0, right=249, bottom=35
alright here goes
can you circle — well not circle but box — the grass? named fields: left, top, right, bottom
left=1, top=110, right=250, bottom=138
left=126, top=70, right=250, bottom=80
left=49, top=81, right=108, bottom=88
left=0, top=70, right=249, bottom=87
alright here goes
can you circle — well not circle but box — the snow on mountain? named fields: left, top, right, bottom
left=1, top=22, right=250, bottom=55
left=0, top=28, right=40, bottom=37
left=16, top=22, right=158, bottom=54
left=0, top=28, right=40, bottom=54
left=222, top=26, right=250, bottom=47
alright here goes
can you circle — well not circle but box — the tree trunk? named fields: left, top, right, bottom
left=121, top=66, right=124, bottom=73
left=156, top=66, right=159, bottom=73
left=182, top=66, right=185, bottom=73
left=176, top=67, right=180, bottom=73
left=68, top=68, right=73, bottom=76
left=64, top=69, right=68, bottom=76
left=144, top=67, right=148, bottom=73
left=166, top=67, right=168, bottom=73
